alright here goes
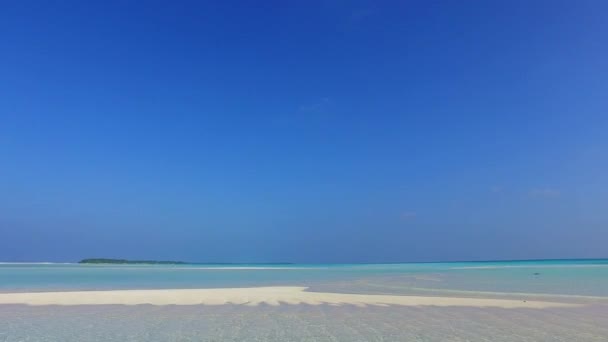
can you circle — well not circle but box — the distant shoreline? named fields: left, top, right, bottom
left=78, top=258, right=187, bottom=265
left=0, top=258, right=606, bottom=265
left=78, top=258, right=296, bottom=265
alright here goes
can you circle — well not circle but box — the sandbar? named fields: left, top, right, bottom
left=0, top=287, right=581, bottom=308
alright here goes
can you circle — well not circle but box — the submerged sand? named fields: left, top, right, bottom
left=0, top=286, right=581, bottom=308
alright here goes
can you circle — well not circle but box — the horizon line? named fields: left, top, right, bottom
left=1, top=257, right=607, bottom=265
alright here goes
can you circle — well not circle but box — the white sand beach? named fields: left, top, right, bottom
left=0, top=286, right=581, bottom=308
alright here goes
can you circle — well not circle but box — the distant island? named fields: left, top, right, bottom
left=79, top=258, right=186, bottom=265
left=78, top=258, right=295, bottom=265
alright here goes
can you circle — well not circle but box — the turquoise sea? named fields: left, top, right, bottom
left=1, top=259, right=608, bottom=341
left=2, top=259, right=608, bottom=297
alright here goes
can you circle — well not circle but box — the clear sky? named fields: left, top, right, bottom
left=1, top=1, right=607, bottom=263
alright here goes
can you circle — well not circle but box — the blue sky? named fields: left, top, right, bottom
left=1, top=1, right=607, bottom=262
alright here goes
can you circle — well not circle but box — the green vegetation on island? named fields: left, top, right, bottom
left=79, top=258, right=295, bottom=265
left=79, top=258, right=186, bottom=265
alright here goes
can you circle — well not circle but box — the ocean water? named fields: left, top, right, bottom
left=1, top=259, right=607, bottom=341
left=1, top=259, right=608, bottom=297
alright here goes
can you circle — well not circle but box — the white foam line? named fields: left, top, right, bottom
left=0, top=262, right=74, bottom=265
left=451, top=265, right=608, bottom=270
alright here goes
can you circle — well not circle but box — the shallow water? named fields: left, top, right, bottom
left=1, top=304, right=607, bottom=342
left=1, top=260, right=607, bottom=341
left=2, top=260, right=608, bottom=297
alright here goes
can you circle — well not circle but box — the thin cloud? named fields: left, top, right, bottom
left=349, top=8, right=376, bottom=23
left=298, top=97, right=331, bottom=114
left=490, top=185, right=503, bottom=193
left=528, top=188, right=561, bottom=198
left=401, top=211, right=417, bottom=220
